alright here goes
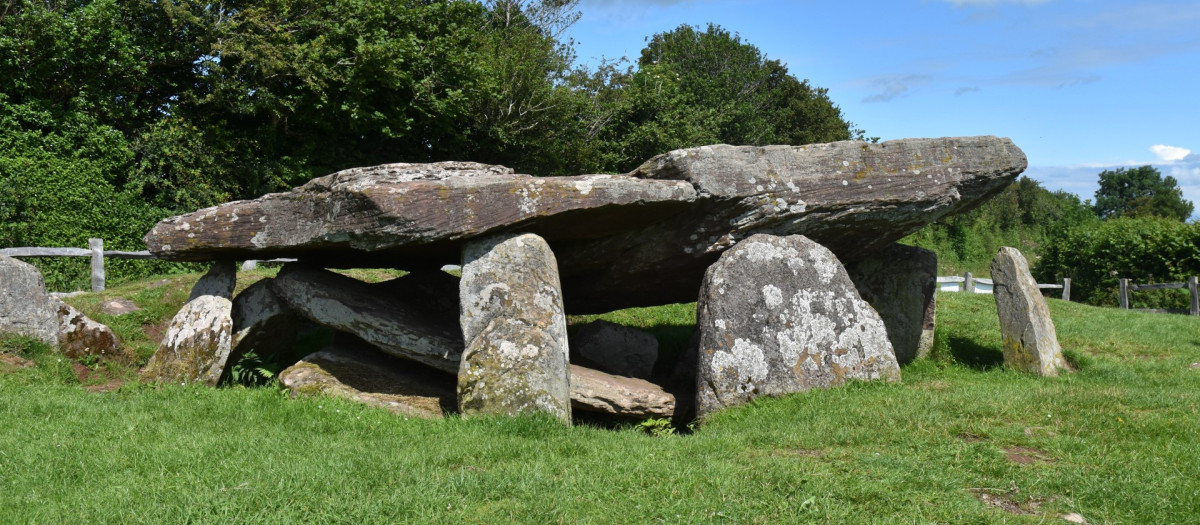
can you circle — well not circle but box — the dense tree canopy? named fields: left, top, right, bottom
left=585, top=24, right=859, bottom=172
left=0, top=0, right=861, bottom=287
left=1092, top=165, right=1194, bottom=221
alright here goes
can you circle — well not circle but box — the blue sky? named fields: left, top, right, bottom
left=566, top=0, right=1200, bottom=212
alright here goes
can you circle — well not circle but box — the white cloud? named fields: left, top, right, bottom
left=1151, top=144, right=1191, bottom=163
left=1026, top=153, right=1200, bottom=220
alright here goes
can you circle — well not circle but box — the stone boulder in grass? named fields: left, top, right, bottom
left=140, top=261, right=236, bottom=386
left=694, top=234, right=900, bottom=419
left=0, top=255, right=122, bottom=360
left=990, top=247, right=1069, bottom=376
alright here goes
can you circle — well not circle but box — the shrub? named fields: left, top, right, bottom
left=1035, top=216, right=1200, bottom=308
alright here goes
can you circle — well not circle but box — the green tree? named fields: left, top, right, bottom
left=589, top=24, right=858, bottom=172
left=1092, top=165, right=1194, bottom=221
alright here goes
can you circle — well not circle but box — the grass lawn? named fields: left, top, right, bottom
left=2, top=273, right=1198, bottom=523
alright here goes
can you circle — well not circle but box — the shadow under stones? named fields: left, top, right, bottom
left=947, top=336, right=1005, bottom=371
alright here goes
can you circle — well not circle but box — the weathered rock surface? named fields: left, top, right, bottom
left=569, top=365, right=674, bottom=418
left=189, top=260, right=236, bottom=301
left=0, top=255, right=60, bottom=346
left=695, top=234, right=900, bottom=418
left=571, top=320, right=658, bottom=379
left=458, top=233, right=571, bottom=421
left=990, top=247, right=1069, bottom=376
left=231, top=278, right=307, bottom=361
left=99, top=298, right=141, bottom=316
left=140, top=295, right=234, bottom=385
left=279, top=336, right=455, bottom=419
left=846, top=243, right=937, bottom=364
left=145, top=137, right=1026, bottom=313
left=271, top=264, right=463, bottom=373
left=54, top=298, right=121, bottom=360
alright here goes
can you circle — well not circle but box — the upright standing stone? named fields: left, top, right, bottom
left=140, top=262, right=237, bottom=385
left=846, top=243, right=938, bottom=364
left=990, top=247, right=1068, bottom=376
left=459, top=233, right=571, bottom=422
left=0, top=256, right=60, bottom=346
left=695, top=234, right=900, bottom=419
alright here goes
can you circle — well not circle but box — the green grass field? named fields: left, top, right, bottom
left=2, top=273, right=1198, bottom=523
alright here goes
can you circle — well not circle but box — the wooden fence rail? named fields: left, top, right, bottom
left=0, top=238, right=154, bottom=292
left=0, top=238, right=299, bottom=293
left=937, top=272, right=1071, bottom=301
left=1118, top=277, right=1200, bottom=316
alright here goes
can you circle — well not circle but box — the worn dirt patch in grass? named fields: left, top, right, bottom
left=1, top=352, right=35, bottom=371
left=969, top=488, right=1049, bottom=516
left=770, top=448, right=826, bottom=459
left=73, top=362, right=131, bottom=393
left=1004, top=446, right=1052, bottom=465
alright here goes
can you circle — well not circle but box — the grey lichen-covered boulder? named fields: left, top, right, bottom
left=459, top=233, right=571, bottom=422
left=271, top=264, right=463, bottom=373
left=279, top=336, right=455, bottom=419
left=145, top=137, right=1026, bottom=314
left=846, top=243, right=938, bottom=364
left=140, top=262, right=237, bottom=385
left=0, top=255, right=60, bottom=346
left=990, top=247, right=1069, bottom=376
left=570, top=320, right=658, bottom=379
left=54, top=298, right=121, bottom=360
left=139, top=294, right=233, bottom=385
left=695, top=234, right=900, bottom=418
left=569, top=365, right=675, bottom=419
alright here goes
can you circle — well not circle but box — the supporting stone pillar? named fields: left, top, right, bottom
left=846, top=243, right=937, bottom=364
left=694, top=234, right=900, bottom=419
left=458, top=233, right=571, bottom=423
left=141, top=261, right=237, bottom=386
left=990, top=247, right=1069, bottom=376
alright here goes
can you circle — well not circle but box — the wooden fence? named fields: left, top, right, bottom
left=0, top=238, right=154, bottom=292
left=1118, top=277, right=1200, bottom=316
left=0, top=239, right=298, bottom=293
left=937, top=272, right=1071, bottom=301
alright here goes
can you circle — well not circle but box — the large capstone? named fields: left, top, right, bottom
left=846, top=243, right=938, bottom=364
left=458, top=233, right=571, bottom=422
left=144, top=137, right=1026, bottom=313
left=695, top=234, right=900, bottom=418
left=990, top=247, right=1069, bottom=376
left=0, top=255, right=60, bottom=346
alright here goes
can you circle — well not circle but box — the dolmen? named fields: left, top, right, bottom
left=141, top=136, right=1027, bottom=423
